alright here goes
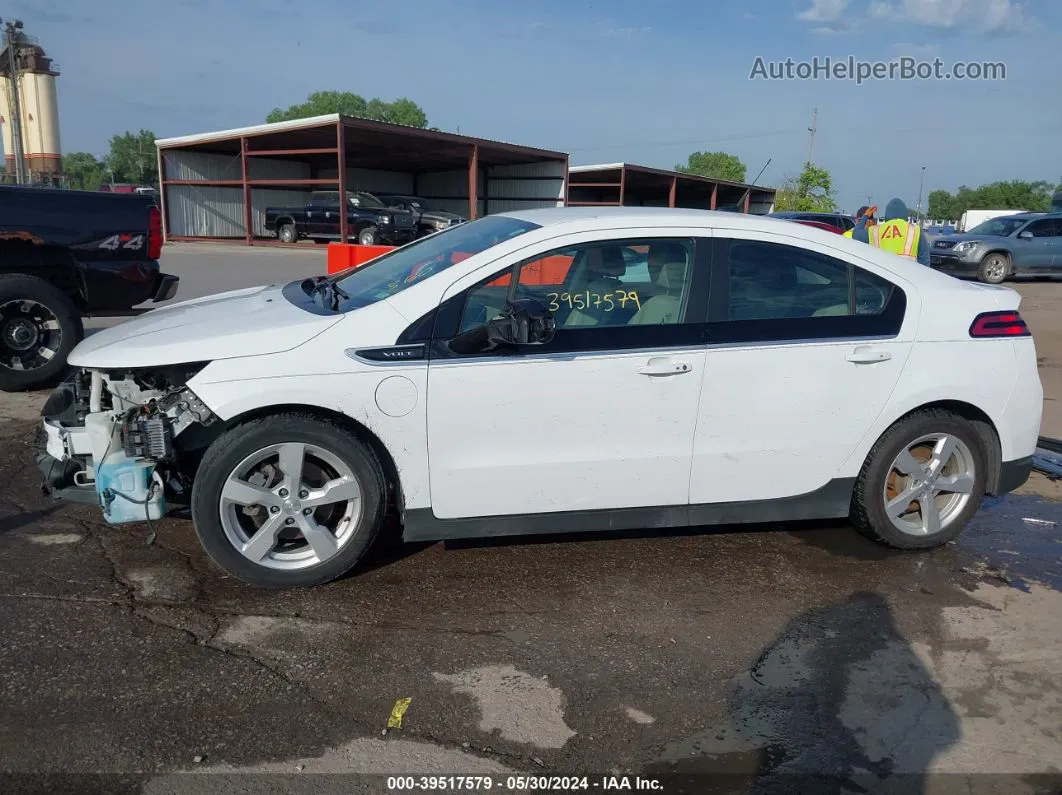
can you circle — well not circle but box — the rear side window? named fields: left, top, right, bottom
left=709, top=238, right=905, bottom=343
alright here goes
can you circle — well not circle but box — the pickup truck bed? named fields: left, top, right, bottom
left=0, top=185, right=178, bottom=391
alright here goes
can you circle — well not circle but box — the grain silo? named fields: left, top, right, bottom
left=0, top=23, right=61, bottom=181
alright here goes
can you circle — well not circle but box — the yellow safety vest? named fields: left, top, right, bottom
left=870, top=219, right=920, bottom=258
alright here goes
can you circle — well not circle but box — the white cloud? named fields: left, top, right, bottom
left=891, top=41, right=940, bottom=56
left=797, top=0, right=849, bottom=22
left=867, top=0, right=1034, bottom=34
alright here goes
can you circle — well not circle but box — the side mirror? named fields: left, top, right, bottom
left=486, top=297, right=556, bottom=347
left=1018, top=231, right=1033, bottom=240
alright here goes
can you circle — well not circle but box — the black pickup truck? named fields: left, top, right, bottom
left=0, top=185, right=179, bottom=392
left=264, top=190, right=418, bottom=246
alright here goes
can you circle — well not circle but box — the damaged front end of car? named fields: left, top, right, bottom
left=38, top=363, right=218, bottom=527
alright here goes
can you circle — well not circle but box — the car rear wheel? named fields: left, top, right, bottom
left=977, top=253, right=1009, bottom=284
left=358, top=226, right=378, bottom=246
left=0, top=274, right=83, bottom=392
left=277, top=223, right=296, bottom=244
left=191, top=413, right=388, bottom=588
left=849, top=409, right=986, bottom=549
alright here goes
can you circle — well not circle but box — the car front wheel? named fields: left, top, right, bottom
left=191, top=413, right=387, bottom=588
left=849, top=409, right=987, bottom=549
left=977, top=253, right=1009, bottom=284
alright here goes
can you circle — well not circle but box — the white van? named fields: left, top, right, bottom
left=959, top=209, right=1028, bottom=232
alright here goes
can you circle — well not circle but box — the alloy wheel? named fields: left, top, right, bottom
left=219, top=442, right=363, bottom=570
left=882, top=433, right=976, bottom=537
left=0, top=299, right=63, bottom=373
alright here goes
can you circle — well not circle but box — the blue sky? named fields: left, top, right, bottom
left=15, top=0, right=1062, bottom=212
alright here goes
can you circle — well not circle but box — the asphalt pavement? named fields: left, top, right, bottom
left=1, top=243, right=1061, bottom=794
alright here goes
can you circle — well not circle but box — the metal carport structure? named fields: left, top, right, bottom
left=155, top=114, right=569, bottom=245
left=566, top=162, right=775, bottom=214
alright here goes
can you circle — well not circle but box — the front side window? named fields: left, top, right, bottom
left=722, top=239, right=898, bottom=323
left=353, top=192, right=386, bottom=209
left=1023, top=219, right=1058, bottom=237
left=967, top=217, right=1027, bottom=237
left=329, top=215, right=540, bottom=311
left=458, top=239, right=696, bottom=334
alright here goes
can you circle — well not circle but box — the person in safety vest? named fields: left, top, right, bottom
left=867, top=198, right=929, bottom=264
left=844, top=205, right=877, bottom=243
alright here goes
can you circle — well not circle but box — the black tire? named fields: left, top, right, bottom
left=358, top=226, right=378, bottom=246
left=0, top=274, right=83, bottom=392
left=191, top=413, right=388, bottom=588
left=977, top=253, right=1009, bottom=284
left=277, top=223, right=296, bottom=244
left=849, top=409, right=987, bottom=549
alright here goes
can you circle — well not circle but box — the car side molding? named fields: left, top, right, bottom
left=401, top=478, right=857, bottom=542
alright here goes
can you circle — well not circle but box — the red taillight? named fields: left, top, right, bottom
left=969, top=311, right=1030, bottom=338
left=147, top=206, right=163, bottom=260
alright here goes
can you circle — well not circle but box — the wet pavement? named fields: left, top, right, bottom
left=2, top=396, right=1062, bottom=794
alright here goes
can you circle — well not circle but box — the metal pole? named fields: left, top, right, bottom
left=807, top=108, right=817, bottom=166
left=3, top=21, right=27, bottom=185
left=915, top=166, right=926, bottom=220
left=467, top=144, right=478, bottom=220
left=337, top=120, right=348, bottom=242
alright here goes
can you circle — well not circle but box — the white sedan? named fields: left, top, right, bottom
left=38, top=208, right=1042, bottom=588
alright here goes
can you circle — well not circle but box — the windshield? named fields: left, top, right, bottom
left=329, top=214, right=541, bottom=311
left=967, top=217, right=1028, bottom=237
left=353, top=192, right=386, bottom=209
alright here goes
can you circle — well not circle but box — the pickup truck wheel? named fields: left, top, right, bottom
left=977, top=253, right=1009, bottom=284
left=277, top=223, right=296, bottom=244
left=358, top=227, right=378, bottom=246
left=191, top=413, right=388, bottom=589
left=0, top=274, right=83, bottom=392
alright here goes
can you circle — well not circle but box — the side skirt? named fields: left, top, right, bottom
left=401, top=478, right=856, bottom=543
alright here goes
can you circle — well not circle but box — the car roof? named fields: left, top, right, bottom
left=498, top=206, right=839, bottom=233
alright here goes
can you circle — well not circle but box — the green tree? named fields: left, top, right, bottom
left=773, top=162, right=836, bottom=212
left=63, top=151, right=106, bottom=191
left=675, top=151, right=747, bottom=183
left=926, top=179, right=1054, bottom=219
left=266, top=91, right=429, bottom=127
left=105, top=130, right=158, bottom=186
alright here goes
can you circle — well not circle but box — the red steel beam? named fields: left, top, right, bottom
left=245, top=147, right=339, bottom=157
left=241, top=137, right=253, bottom=245
left=710, top=183, right=718, bottom=210
left=743, top=191, right=751, bottom=213
left=619, top=167, right=626, bottom=206
left=669, top=176, right=677, bottom=208
left=157, top=148, right=171, bottom=242
left=163, top=178, right=340, bottom=186
left=337, top=121, right=348, bottom=243
left=468, top=144, right=478, bottom=220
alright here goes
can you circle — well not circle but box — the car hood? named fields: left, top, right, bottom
left=941, top=233, right=1005, bottom=244
left=420, top=209, right=465, bottom=222
left=68, top=283, right=344, bottom=370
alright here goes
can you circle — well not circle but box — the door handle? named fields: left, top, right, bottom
left=637, top=359, right=693, bottom=377
left=846, top=347, right=892, bottom=364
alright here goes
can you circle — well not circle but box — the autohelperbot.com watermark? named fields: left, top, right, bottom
left=749, top=55, right=1006, bottom=84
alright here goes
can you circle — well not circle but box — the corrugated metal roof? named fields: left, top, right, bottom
left=156, top=114, right=342, bottom=148
left=570, top=162, right=775, bottom=193
left=156, top=114, right=568, bottom=159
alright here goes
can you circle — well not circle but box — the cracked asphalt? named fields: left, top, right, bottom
left=2, top=246, right=1062, bottom=795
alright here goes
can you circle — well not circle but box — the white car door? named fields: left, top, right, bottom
left=689, top=232, right=916, bottom=505
left=425, top=231, right=712, bottom=520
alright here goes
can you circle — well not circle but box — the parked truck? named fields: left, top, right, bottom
left=958, top=209, right=1029, bottom=232
left=264, top=190, right=418, bottom=246
left=0, top=185, right=179, bottom=392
